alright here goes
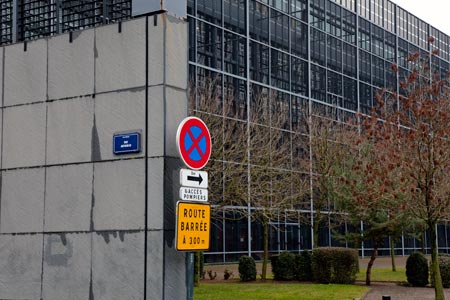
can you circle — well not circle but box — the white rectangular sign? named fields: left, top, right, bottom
left=179, top=187, right=208, bottom=202
left=180, top=169, right=208, bottom=189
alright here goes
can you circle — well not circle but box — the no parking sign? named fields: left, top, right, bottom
left=176, top=116, right=211, bottom=252
left=176, top=117, right=212, bottom=170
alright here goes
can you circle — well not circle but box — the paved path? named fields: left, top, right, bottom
left=363, top=282, right=450, bottom=300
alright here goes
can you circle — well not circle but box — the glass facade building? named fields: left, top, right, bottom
left=2, top=0, right=450, bottom=263
left=187, top=0, right=450, bottom=263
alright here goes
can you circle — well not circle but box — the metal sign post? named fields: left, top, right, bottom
left=176, top=116, right=212, bottom=300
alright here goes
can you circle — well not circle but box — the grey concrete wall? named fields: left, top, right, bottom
left=0, top=13, right=187, bottom=300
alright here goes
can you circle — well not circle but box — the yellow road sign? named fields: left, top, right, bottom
left=176, top=201, right=210, bottom=251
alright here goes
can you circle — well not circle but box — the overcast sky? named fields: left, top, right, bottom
left=391, top=0, right=450, bottom=35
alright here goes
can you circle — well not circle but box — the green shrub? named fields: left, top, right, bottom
left=295, top=251, right=313, bottom=281
left=439, top=255, right=450, bottom=288
left=311, top=249, right=332, bottom=283
left=431, top=254, right=450, bottom=288
left=239, top=255, right=256, bottom=282
left=406, top=252, right=429, bottom=287
left=270, top=255, right=279, bottom=278
left=271, top=251, right=296, bottom=280
left=312, top=247, right=359, bottom=284
left=406, top=252, right=428, bottom=286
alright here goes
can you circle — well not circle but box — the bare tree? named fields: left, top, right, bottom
left=190, top=78, right=308, bottom=280
left=305, top=107, right=352, bottom=248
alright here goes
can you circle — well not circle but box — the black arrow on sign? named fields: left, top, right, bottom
left=187, top=174, right=203, bottom=185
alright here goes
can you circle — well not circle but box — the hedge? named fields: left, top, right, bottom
left=311, top=247, right=359, bottom=284
left=296, top=250, right=313, bottom=281
left=271, top=252, right=296, bottom=280
left=431, top=254, right=450, bottom=288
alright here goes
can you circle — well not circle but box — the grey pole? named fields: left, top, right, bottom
left=186, top=252, right=194, bottom=300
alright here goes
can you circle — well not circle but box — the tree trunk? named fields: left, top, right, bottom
left=366, top=240, right=379, bottom=286
left=430, top=223, right=446, bottom=300
left=262, top=220, right=269, bottom=281
left=390, top=237, right=396, bottom=272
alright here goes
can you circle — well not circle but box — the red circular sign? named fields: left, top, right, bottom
left=176, top=117, right=212, bottom=170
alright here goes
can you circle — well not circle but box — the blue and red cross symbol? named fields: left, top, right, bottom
left=176, top=117, right=212, bottom=170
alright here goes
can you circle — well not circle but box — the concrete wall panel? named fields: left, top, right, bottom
left=148, top=14, right=165, bottom=86
left=48, top=29, right=95, bottom=100
left=165, top=15, right=188, bottom=90
left=164, top=245, right=187, bottom=300
left=3, top=103, right=46, bottom=168
left=45, top=164, right=93, bottom=232
left=147, top=157, right=164, bottom=230
left=95, top=90, right=146, bottom=161
left=1, top=168, right=45, bottom=233
left=42, top=233, right=91, bottom=300
left=93, top=159, right=145, bottom=230
left=47, top=97, right=94, bottom=164
left=92, top=231, right=145, bottom=300
left=96, top=18, right=156, bottom=93
left=146, top=230, right=164, bottom=300
left=0, top=47, right=3, bottom=107
left=147, top=86, right=164, bottom=157
left=4, top=39, right=47, bottom=106
left=165, top=87, right=188, bottom=157
left=0, top=234, right=43, bottom=299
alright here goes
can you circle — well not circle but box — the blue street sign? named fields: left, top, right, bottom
left=113, top=132, right=141, bottom=154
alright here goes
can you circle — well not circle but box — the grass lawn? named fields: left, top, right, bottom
left=356, top=267, right=406, bottom=282
left=194, top=283, right=369, bottom=300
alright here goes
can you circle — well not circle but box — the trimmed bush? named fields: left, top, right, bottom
left=439, top=255, right=450, bottom=288
left=430, top=254, right=450, bottom=288
left=406, top=252, right=429, bottom=287
left=312, top=247, right=359, bottom=284
left=295, top=251, right=313, bottom=281
left=239, top=255, right=256, bottom=282
left=271, top=251, right=296, bottom=280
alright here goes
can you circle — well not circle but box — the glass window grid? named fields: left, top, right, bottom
left=290, top=0, right=307, bottom=22
left=18, top=0, right=57, bottom=41
left=61, top=0, right=103, bottom=32
left=0, top=1, right=13, bottom=45
left=191, top=6, right=440, bottom=260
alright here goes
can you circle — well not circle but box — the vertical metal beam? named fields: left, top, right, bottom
left=360, top=220, right=364, bottom=258
left=223, top=210, right=226, bottom=263
left=246, top=0, right=252, bottom=258
left=103, top=0, right=109, bottom=24
left=298, top=212, right=301, bottom=252
left=401, top=230, right=405, bottom=256
left=355, top=0, right=360, bottom=116
left=12, top=0, right=17, bottom=43
left=436, top=223, right=439, bottom=254
left=345, top=220, right=348, bottom=248
left=328, top=215, right=331, bottom=246
left=307, top=0, right=315, bottom=252
left=55, top=0, right=61, bottom=34
left=445, top=221, right=448, bottom=254
left=277, top=213, right=281, bottom=252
